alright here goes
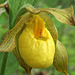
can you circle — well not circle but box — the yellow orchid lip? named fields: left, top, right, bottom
left=19, top=15, right=55, bottom=68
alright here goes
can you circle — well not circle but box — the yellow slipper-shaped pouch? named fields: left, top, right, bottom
left=19, top=14, right=55, bottom=68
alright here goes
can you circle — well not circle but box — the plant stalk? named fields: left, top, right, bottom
left=0, top=52, right=9, bottom=75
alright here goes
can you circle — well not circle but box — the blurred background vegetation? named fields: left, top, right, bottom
left=0, top=0, right=75, bottom=75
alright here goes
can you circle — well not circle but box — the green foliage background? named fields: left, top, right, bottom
left=0, top=0, right=75, bottom=75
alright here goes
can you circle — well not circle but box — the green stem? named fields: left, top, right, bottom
left=0, top=52, right=9, bottom=75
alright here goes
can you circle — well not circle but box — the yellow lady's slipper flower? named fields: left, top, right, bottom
left=0, top=4, right=75, bottom=75
left=19, top=15, right=55, bottom=68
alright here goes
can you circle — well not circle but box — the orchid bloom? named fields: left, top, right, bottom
left=0, top=4, right=75, bottom=75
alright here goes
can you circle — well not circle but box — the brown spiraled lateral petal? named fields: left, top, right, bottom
left=39, top=12, right=58, bottom=44
left=13, top=26, right=32, bottom=74
left=26, top=5, right=75, bottom=26
left=53, top=40, right=68, bottom=75
left=0, top=12, right=31, bottom=52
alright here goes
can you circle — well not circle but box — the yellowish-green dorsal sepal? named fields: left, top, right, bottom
left=26, top=5, right=75, bottom=26
left=39, top=12, right=58, bottom=44
left=0, top=12, right=31, bottom=52
left=53, top=40, right=68, bottom=75
left=13, top=27, right=32, bottom=74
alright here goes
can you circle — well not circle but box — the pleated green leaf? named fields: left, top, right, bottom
left=32, top=0, right=42, bottom=6
left=13, top=4, right=33, bottom=27
left=53, top=40, right=68, bottom=75
left=26, top=5, right=75, bottom=26
left=0, top=0, right=6, bottom=4
left=8, top=0, right=27, bottom=28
